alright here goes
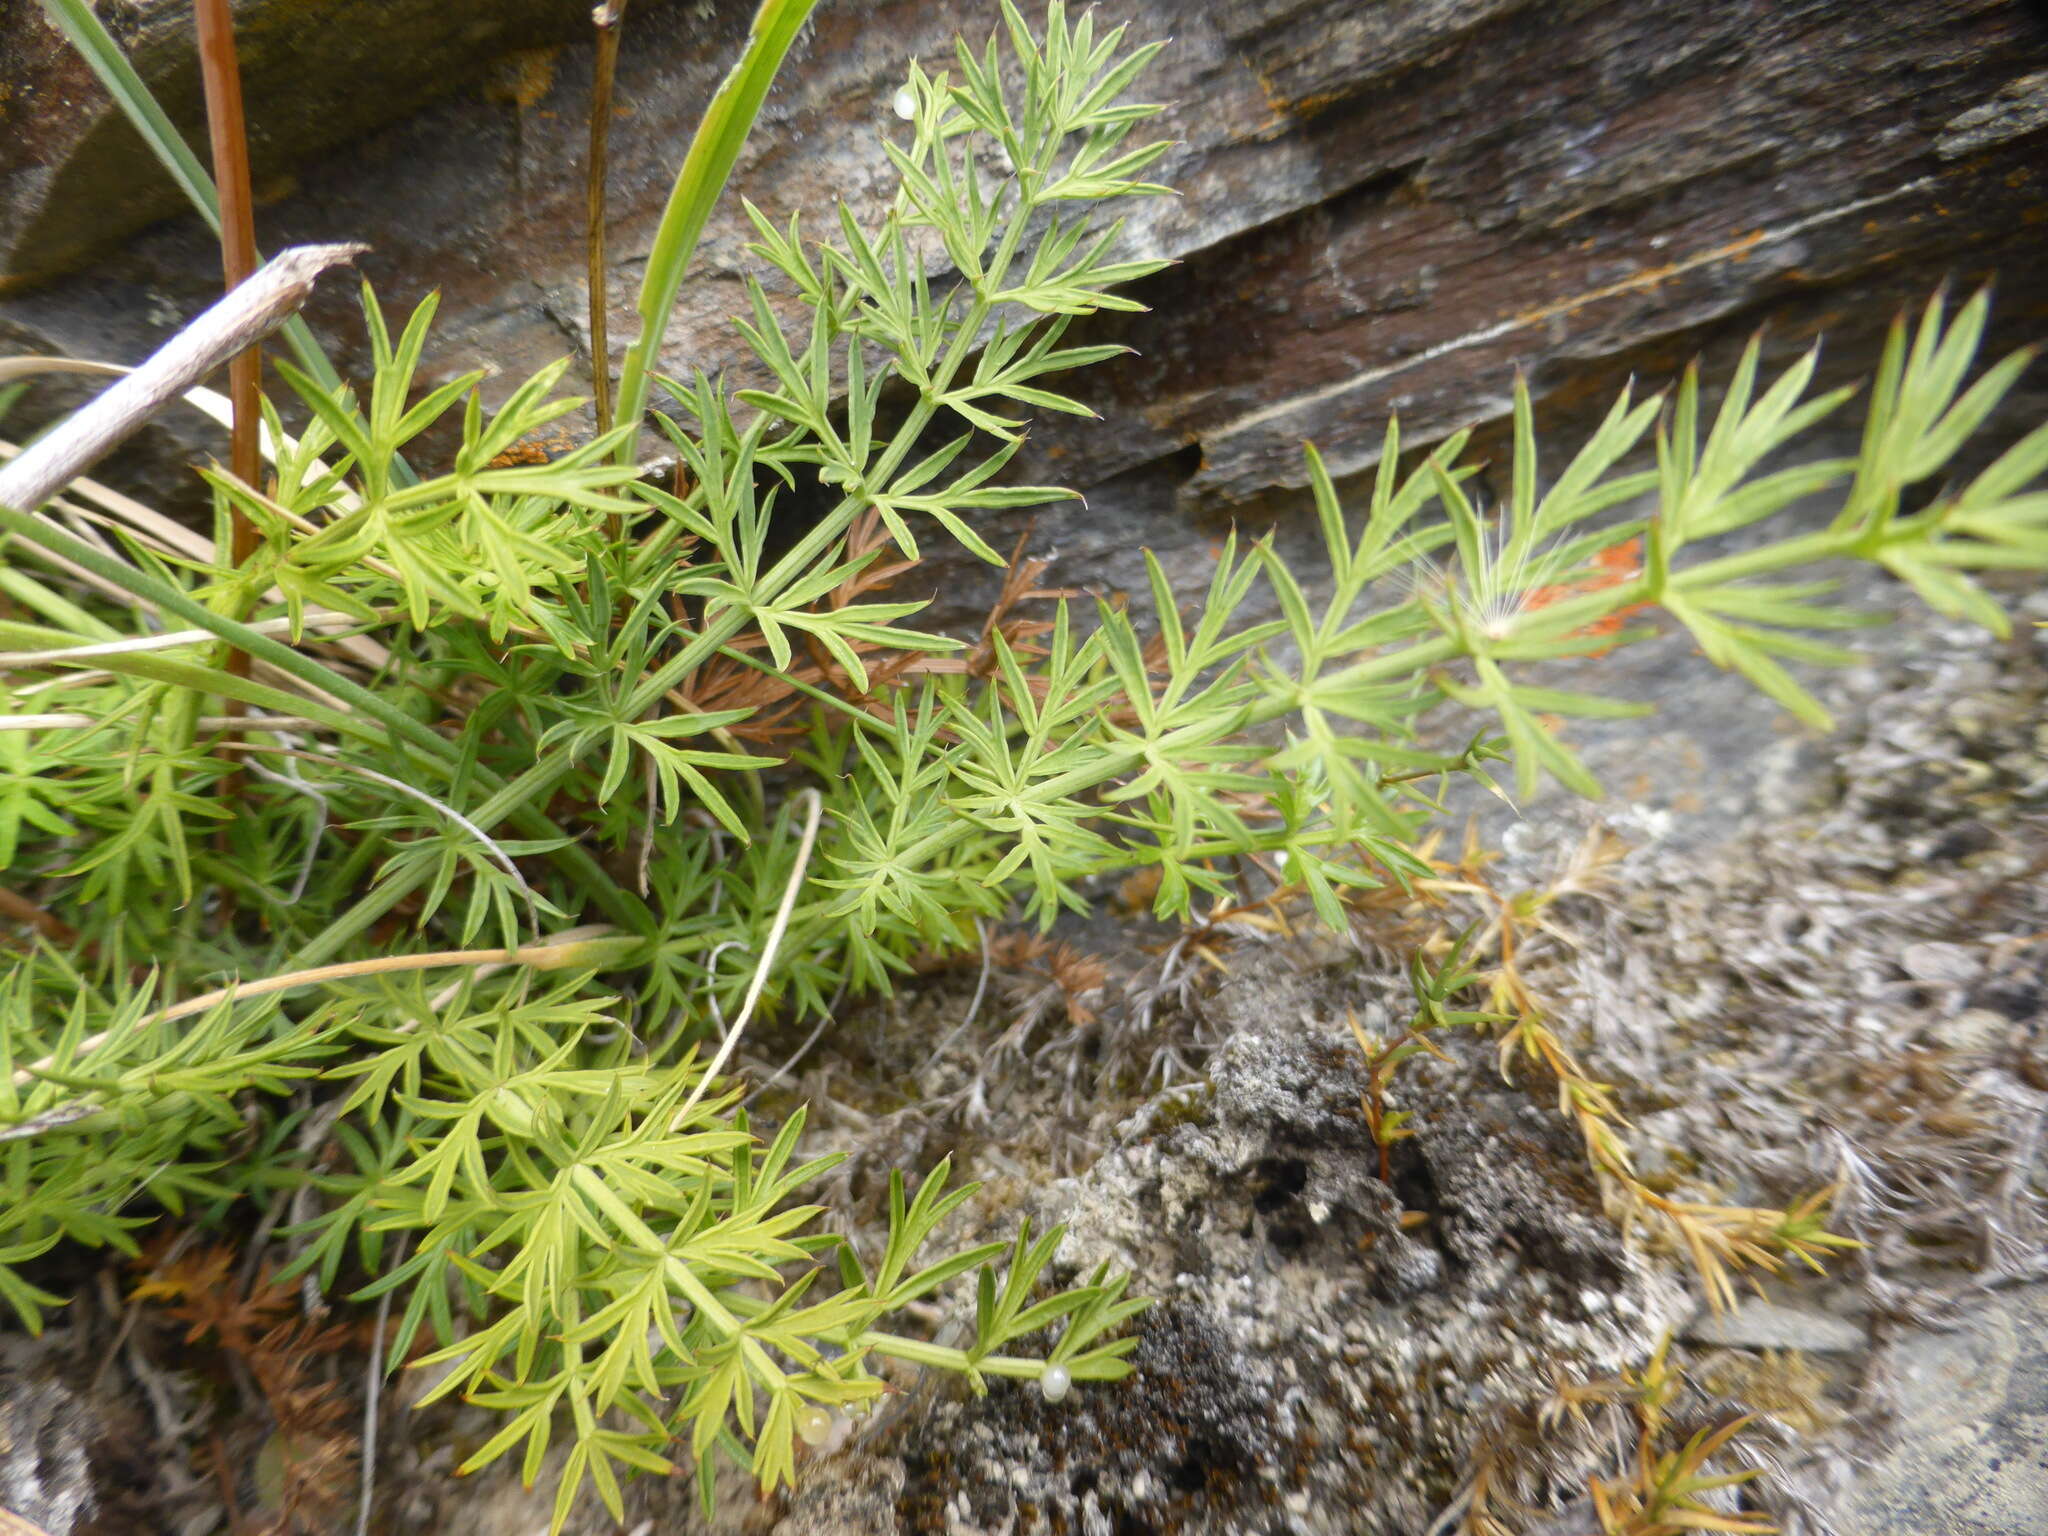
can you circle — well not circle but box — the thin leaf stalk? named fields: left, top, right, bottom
left=9, top=933, right=635, bottom=1092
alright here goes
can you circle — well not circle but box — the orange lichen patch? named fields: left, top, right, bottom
left=1285, top=88, right=1354, bottom=119
left=1117, top=865, right=1164, bottom=913
left=1247, top=66, right=1340, bottom=125
left=485, top=440, right=550, bottom=467
left=1520, top=537, right=1652, bottom=654
left=483, top=47, right=560, bottom=110
left=484, top=426, right=579, bottom=468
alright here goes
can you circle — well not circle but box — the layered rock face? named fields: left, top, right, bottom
left=0, top=0, right=606, bottom=282
left=3, top=1, right=2046, bottom=569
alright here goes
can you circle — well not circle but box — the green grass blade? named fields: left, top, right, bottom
left=612, top=0, right=821, bottom=463
left=0, top=499, right=440, bottom=760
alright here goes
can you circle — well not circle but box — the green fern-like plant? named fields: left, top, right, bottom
left=2, top=0, right=2046, bottom=1527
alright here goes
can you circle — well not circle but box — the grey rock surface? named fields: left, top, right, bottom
left=731, top=573, right=2048, bottom=1536
left=0, top=1362, right=94, bottom=1536
left=1838, top=1286, right=2048, bottom=1536
left=769, top=985, right=1689, bottom=1536
left=2, top=3, right=2046, bottom=1533
left=1683, top=1297, right=1867, bottom=1355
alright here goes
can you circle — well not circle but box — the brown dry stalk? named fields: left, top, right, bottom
left=0, top=884, right=77, bottom=947
left=193, top=0, right=264, bottom=836
left=191, top=0, right=263, bottom=562
left=134, top=1238, right=359, bottom=1530
left=1429, top=845, right=1846, bottom=1312
left=1286, top=827, right=1848, bottom=1314
left=588, top=1, right=631, bottom=440
left=982, top=929, right=1110, bottom=1027
left=8, top=933, right=619, bottom=1092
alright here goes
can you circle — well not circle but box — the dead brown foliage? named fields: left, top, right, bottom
left=129, top=1237, right=358, bottom=1534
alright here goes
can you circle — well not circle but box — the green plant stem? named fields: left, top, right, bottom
left=0, top=505, right=426, bottom=753
left=330, top=206, right=1024, bottom=962
left=1667, top=527, right=1858, bottom=590
left=295, top=44, right=1136, bottom=983
left=858, top=1332, right=1049, bottom=1378
left=0, top=503, right=652, bottom=936
left=611, top=246, right=1026, bottom=724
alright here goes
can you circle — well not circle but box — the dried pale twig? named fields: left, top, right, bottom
left=0, top=610, right=362, bottom=670
left=672, top=787, right=824, bottom=1126
left=0, top=243, right=363, bottom=517
left=356, top=1234, right=407, bottom=1536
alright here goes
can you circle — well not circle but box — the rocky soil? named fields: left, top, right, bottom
left=7, top=534, right=2039, bottom=1536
